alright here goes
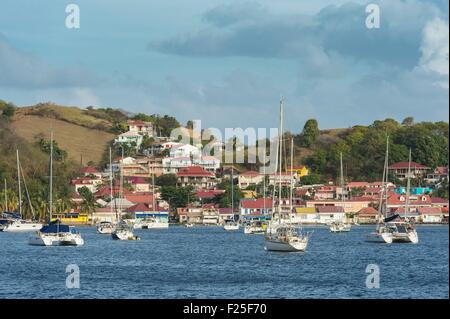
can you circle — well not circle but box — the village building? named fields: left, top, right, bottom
left=176, top=166, right=217, bottom=189
left=114, top=131, right=144, bottom=149
left=316, top=206, right=346, bottom=224
left=426, top=166, right=449, bottom=184
left=268, top=172, right=297, bottom=187
left=238, top=171, right=264, bottom=189
left=239, top=198, right=272, bottom=221
left=127, top=120, right=154, bottom=137
left=356, top=207, right=379, bottom=224
left=293, top=207, right=318, bottom=224
left=418, top=207, right=444, bottom=223
left=388, top=161, right=430, bottom=180
left=286, top=165, right=309, bottom=178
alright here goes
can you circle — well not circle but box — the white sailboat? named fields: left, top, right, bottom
left=97, top=148, right=116, bottom=234
left=111, top=147, right=139, bottom=240
left=388, top=149, right=419, bottom=244
left=3, top=150, right=42, bottom=232
left=365, top=136, right=393, bottom=244
left=265, top=99, right=311, bottom=252
left=134, top=174, right=169, bottom=229
left=29, top=132, right=84, bottom=246
left=330, top=152, right=351, bottom=233
left=224, top=166, right=239, bottom=231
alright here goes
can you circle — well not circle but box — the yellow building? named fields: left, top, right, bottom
left=51, top=212, right=90, bottom=225
left=242, top=190, right=257, bottom=199
left=287, top=166, right=309, bottom=177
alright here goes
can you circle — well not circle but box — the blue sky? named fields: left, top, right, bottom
left=0, top=0, right=448, bottom=132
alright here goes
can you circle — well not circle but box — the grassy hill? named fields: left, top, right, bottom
left=10, top=104, right=116, bottom=164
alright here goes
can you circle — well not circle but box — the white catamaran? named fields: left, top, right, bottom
left=387, top=149, right=419, bottom=244
left=329, top=153, right=351, bottom=233
left=29, top=132, right=84, bottom=246
left=265, top=99, right=311, bottom=252
left=3, top=150, right=42, bottom=232
left=365, top=136, right=393, bottom=244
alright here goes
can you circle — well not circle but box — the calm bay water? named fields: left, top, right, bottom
left=0, top=225, right=448, bottom=298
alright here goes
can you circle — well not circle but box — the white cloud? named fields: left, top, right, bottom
left=419, top=17, right=449, bottom=89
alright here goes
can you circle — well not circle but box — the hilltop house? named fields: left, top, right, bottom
left=238, top=171, right=264, bottom=189
left=127, top=120, right=154, bottom=137
left=177, top=166, right=217, bottom=189
left=286, top=166, right=309, bottom=177
left=388, top=161, right=430, bottom=180
left=426, top=167, right=449, bottom=184
left=114, top=131, right=144, bottom=149
left=162, top=155, right=220, bottom=174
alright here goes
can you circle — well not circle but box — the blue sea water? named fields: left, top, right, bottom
left=0, top=225, right=448, bottom=298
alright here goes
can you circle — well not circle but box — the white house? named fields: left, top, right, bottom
left=127, top=120, right=154, bottom=137
left=316, top=206, right=345, bottom=224
left=114, top=131, right=144, bottom=149
left=170, top=144, right=201, bottom=158
left=293, top=207, right=318, bottom=224
left=419, top=207, right=443, bottom=223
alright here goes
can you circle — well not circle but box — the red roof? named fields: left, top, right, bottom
left=357, top=207, right=378, bottom=216
left=177, top=166, right=214, bottom=177
left=127, top=120, right=146, bottom=125
left=126, top=203, right=150, bottom=213
left=241, top=198, right=273, bottom=209
left=196, top=189, right=225, bottom=199
left=71, top=178, right=94, bottom=185
left=80, top=166, right=98, bottom=174
left=434, top=167, right=449, bottom=175
left=125, top=193, right=154, bottom=205
left=387, top=194, right=432, bottom=205
left=388, top=162, right=429, bottom=169
left=127, top=177, right=148, bottom=184
left=94, top=186, right=132, bottom=197
left=218, top=208, right=233, bottom=214
left=347, top=182, right=370, bottom=188
left=431, top=197, right=449, bottom=205
left=240, top=170, right=261, bottom=177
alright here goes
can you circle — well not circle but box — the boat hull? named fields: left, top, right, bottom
left=365, top=231, right=393, bottom=244
left=142, top=222, right=169, bottom=229
left=224, top=224, right=239, bottom=231
left=111, top=230, right=139, bottom=240
left=3, top=222, right=43, bottom=232
left=265, top=239, right=308, bottom=252
left=392, top=231, right=419, bottom=244
left=330, top=223, right=351, bottom=233
left=28, top=233, right=84, bottom=246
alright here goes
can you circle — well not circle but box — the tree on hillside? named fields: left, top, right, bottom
left=402, top=117, right=414, bottom=127
left=160, top=186, right=196, bottom=211
left=155, top=174, right=177, bottom=187
left=300, top=119, right=320, bottom=147
left=0, top=100, right=16, bottom=120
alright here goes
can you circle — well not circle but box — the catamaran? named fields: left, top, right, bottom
left=224, top=166, right=239, bottom=231
left=365, top=136, right=393, bottom=244
left=3, top=150, right=42, bottom=232
left=387, top=149, right=419, bottom=244
left=330, top=153, right=351, bottom=233
left=29, top=132, right=84, bottom=246
left=264, top=100, right=311, bottom=252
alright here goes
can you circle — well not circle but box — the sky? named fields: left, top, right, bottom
left=0, top=0, right=448, bottom=133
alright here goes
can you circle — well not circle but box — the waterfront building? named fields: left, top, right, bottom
left=316, top=206, right=345, bottom=224
left=355, top=207, right=379, bottom=224
left=418, top=207, right=444, bottom=223
left=239, top=198, right=272, bottom=221
left=293, top=207, right=318, bottom=224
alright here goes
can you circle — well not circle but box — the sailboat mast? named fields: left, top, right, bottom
left=109, top=147, right=114, bottom=221
left=49, top=132, right=53, bottom=222
left=120, top=147, right=124, bottom=215
left=16, top=149, right=22, bottom=217
left=404, top=149, right=412, bottom=219
left=263, top=152, right=266, bottom=214
left=152, top=173, right=156, bottom=212
left=340, top=152, right=345, bottom=214
left=4, top=178, right=8, bottom=212
left=278, top=98, right=284, bottom=217
left=289, top=138, right=294, bottom=213
left=231, top=166, right=234, bottom=216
